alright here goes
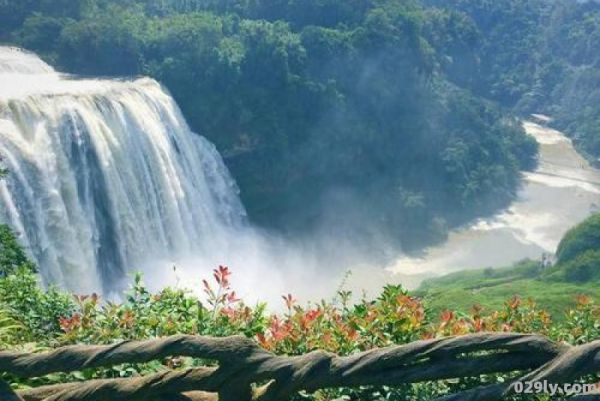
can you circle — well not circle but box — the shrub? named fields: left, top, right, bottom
left=0, top=305, right=21, bottom=349
left=556, top=213, right=600, bottom=264
left=0, top=267, right=74, bottom=342
left=0, top=224, right=36, bottom=277
left=0, top=264, right=597, bottom=400
left=556, top=295, right=600, bottom=345
left=0, top=222, right=596, bottom=400
left=562, top=250, right=600, bottom=283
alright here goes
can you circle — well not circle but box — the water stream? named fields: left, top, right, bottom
left=388, top=119, right=600, bottom=288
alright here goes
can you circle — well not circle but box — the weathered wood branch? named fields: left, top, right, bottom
left=512, top=340, right=600, bottom=385
left=0, top=333, right=598, bottom=401
left=434, top=340, right=600, bottom=401
left=0, top=335, right=269, bottom=378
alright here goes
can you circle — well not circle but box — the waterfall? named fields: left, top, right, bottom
left=0, top=47, right=247, bottom=294
left=0, top=47, right=55, bottom=74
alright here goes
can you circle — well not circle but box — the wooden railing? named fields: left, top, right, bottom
left=0, top=333, right=599, bottom=401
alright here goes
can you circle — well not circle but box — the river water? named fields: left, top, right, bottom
left=385, top=118, right=600, bottom=288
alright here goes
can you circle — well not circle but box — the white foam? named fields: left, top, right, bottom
left=523, top=121, right=570, bottom=145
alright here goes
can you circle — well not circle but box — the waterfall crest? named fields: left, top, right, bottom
left=0, top=47, right=55, bottom=74
left=0, top=47, right=247, bottom=294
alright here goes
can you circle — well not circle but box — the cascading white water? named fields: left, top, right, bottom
left=0, top=47, right=55, bottom=74
left=0, top=47, right=247, bottom=294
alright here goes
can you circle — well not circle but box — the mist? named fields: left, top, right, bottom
left=141, top=220, right=396, bottom=308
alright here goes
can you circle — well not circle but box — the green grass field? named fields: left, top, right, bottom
left=416, top=260, right=600, bottom=319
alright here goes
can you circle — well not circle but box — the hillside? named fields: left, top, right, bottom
left=417, top=214, right=600, bottom=318
left=427, top=0, right=600, bottom=162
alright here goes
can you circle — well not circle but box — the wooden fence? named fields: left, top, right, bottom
left=0, top=333, right=599, bottom=401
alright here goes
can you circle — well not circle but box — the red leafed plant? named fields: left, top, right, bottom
left=203, top=265, right=240, bottom=318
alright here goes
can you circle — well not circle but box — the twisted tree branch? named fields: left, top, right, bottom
left=0, top=333, right=597, bottom=401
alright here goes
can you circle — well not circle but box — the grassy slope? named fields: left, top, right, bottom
left=416, top=260, right=600, bottom=319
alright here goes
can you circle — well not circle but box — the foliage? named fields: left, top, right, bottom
left=0, top=266, right=75, bottom=342
left=0, top=224, right=36, bottom=276
left=546, top=250, right=600, bottom=284
left=0, top=305, right=21, bottom=349
left=426, top=0, right=545, bottom=105
left=426, top=0, right=600, bottom=163
left=556, top=295, right=600, bottom=345
left=0, top=263, right=597, bottom=400
left=0, top=226, right=597, bottom=399
left=533, top=213, right=600, bottom=284
left=556, top=213, right=600, bottom=265
left=0, top=226, right=71, bottom=342
left=55, top=267, right=267, bottom=345
left=257, top=285, right=427, bottom=356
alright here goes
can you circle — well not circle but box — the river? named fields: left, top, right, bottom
left=383, top=117, right=600, bottom=289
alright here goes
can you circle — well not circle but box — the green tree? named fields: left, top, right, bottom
left=0, top=225, right=36, bottom=277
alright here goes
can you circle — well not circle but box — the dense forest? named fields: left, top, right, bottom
left=0, top=0, right=543, bottom=249
left=427, top=0, right=600, bottom=159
